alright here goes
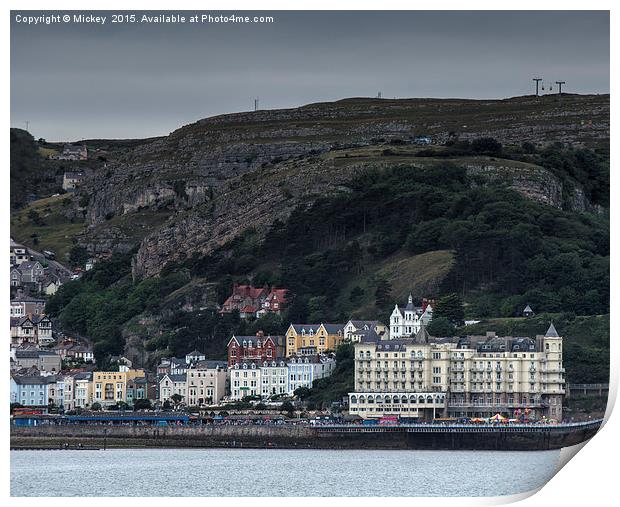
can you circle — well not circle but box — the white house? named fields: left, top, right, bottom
left=158, top=373, right=187, bottom=404
left=229, top=362, right=261, bottom=400
left=389, top=295, right=433, bottom=339
left=260, top=360, right=289, bottom=398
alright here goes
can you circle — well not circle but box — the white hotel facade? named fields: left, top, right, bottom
left=348, top=324, right=565, bottom=421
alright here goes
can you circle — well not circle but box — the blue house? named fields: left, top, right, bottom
left=11, top=374, right=55, bottom=406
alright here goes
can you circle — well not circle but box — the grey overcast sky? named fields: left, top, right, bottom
left=11, top=10, right=609, bottom=141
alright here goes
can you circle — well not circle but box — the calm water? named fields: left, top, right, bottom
left=11, top=448, right=560, bottom=497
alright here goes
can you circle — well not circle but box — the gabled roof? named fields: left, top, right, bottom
left=358, top=328, right=380, bottom=343
left=321, top=323, right=344, bottom=334
left=414, top=326, right=431, bottom=344
left=545, top=323, right=559, bottom=337
left=349, top=320, right=380, bottom=329
left=523, top=304, right=533, bottom=312
left=192, top=359, right=228, bottom=370
left=160, top=373, right=187, bottom=383
left=12, top=374, right=56, bottom=385
left=291, top=324, right=322, bottom=334
left=17, top=261, right=43, bottom=271
left=267, top=288, right=288, bottom=303
left=404, top=294, right=415, bottom=312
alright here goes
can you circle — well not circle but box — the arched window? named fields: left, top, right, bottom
left=376, top=395, right=383, bottom=404
left=401, top=395, right=408, bottom=404
left=350, top=395, right=358, bottom=404
left=410, top=395, right=417, bottom=404
left=393, top=395, right=399, bottom=404
left=367, top=396, right=375, bottom=404
left=359, top=396, right=366, bottom=404
left=426, top=396, right=433, bottom=403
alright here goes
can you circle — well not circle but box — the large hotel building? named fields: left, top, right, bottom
left=348, top=323, right=565, bottom=421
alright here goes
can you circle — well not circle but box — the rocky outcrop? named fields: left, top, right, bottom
left=463, top=161, right=597, bottom=212
left=68, top=94, right=608, bottom=268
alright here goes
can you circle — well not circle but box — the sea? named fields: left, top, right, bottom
left=10, top=448, right=560, bottom=497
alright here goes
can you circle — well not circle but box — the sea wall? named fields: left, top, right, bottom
left=10, top=423, right=601, bottom=451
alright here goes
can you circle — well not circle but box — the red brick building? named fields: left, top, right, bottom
left=226, top=331, right=285, bottom=366
left=220, top=284, right=289, bottom=319
left=220, top=284, right=269, bottom=315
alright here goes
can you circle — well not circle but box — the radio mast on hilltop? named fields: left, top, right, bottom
left=555, top=81, right=566, bottom=95
left=532, top=77, right=543, bottom=96
left=254, top=97, right=259, bottom=111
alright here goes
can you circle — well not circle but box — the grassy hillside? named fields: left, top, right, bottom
left=10, top=194, right=84, bottom=262
left=337, top=250, right=455, bottom=318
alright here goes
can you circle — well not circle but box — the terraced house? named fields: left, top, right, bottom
left=285, top=323, right=345, bottom=357
left=227, top=332, right=284, bottom=366
left=186, top=360, right=228, bottom=406
left=92, top=369, right=145, bottom=407
left=348, top=324, right=565, bottom=421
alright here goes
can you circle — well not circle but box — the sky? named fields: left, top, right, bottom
left=10, top=10, right=610, bottom=141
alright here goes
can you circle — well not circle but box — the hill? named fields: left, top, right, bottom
left=11, top=94, right=608, bottom=380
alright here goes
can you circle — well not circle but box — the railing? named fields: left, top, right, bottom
left=313, top=420, right=603, bottom=433
left=448, top=402, right=543, bottom=408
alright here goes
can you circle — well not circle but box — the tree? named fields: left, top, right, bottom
left=69, top=245, right=89, bottom=268
left=374, top=279, right=392, bottom=311
left=115, top=401, right=129, bottom=411
left=349, top=286, right=365, bottom=305
left=307, top=296, right=328, bottom=322
left=133, top=399, right=152, bottom=410
left=91, top=402, right=102, bottom=411
left=434, top=293, right=465, bottom=325
left=280, top=401, right=294, bottom=414
left=471, top=137, right=503, bottom=156
left=294, top=387, right=311, bottom=400
left=426, top=317, right=455, bottom=337
left=170, top=394, right=184, bottom=409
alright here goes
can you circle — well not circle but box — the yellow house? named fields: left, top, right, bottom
left=92, top=369, right=144, bottom=407
left=285, top=323, right=345, bottom=357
